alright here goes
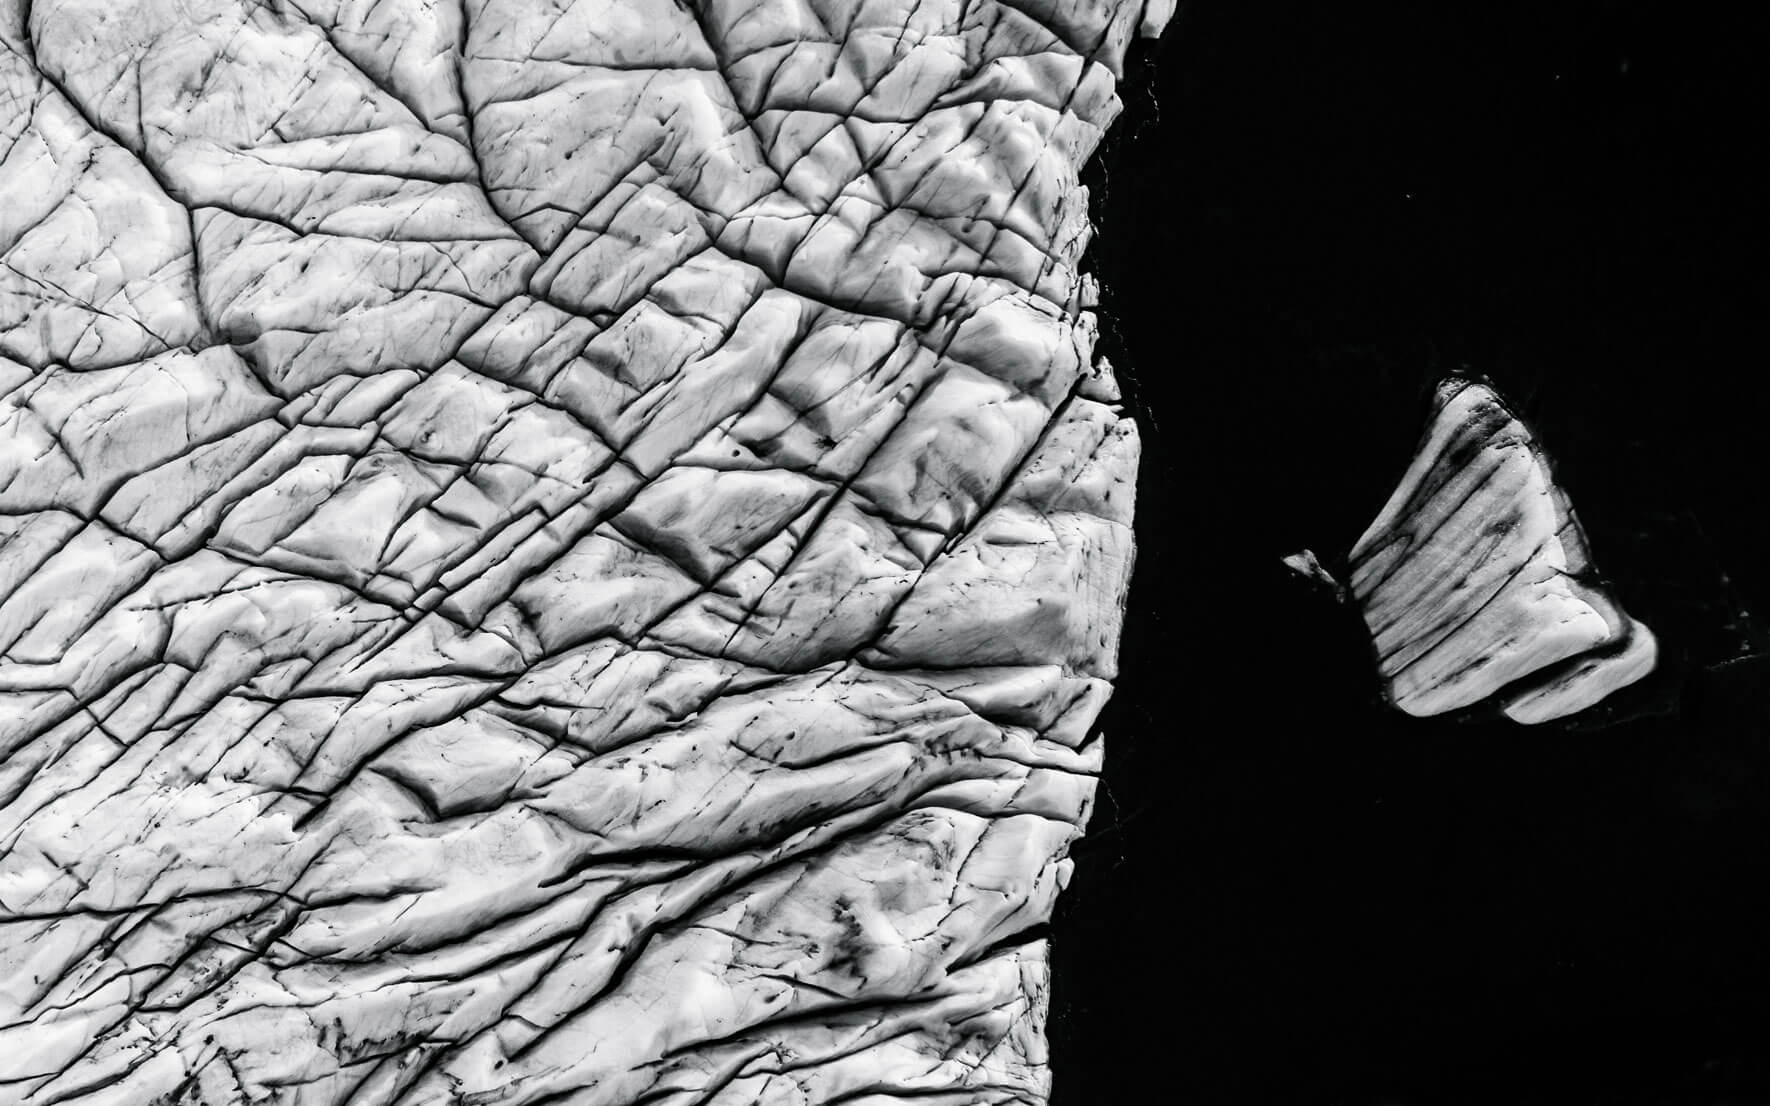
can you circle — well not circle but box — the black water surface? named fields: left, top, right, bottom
left=1049, top=4, right=1770, bottom=1102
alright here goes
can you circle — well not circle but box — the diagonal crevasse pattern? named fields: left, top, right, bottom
left=0, top=0, right=1170, bottom=1101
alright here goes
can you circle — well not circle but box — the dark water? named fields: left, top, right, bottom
left=1050, top=3, right=1770, bottom=1102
